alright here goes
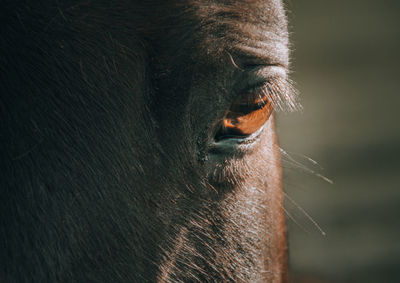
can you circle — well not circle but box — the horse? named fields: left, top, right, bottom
left=0, top=0, right=298, bottom=281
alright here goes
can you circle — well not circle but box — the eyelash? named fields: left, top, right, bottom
left=214, top=76, right=300, bottom=141
left=245, top=77, right=300, bottom=113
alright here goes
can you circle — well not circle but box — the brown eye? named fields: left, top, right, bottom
left=216, top=92, right=273, bottom=141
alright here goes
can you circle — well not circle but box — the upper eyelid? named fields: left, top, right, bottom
left=232, top=65, right=286, bottom=93
left=242, top=62, right=288, bottom=72
left=239, top=77, right=300, bottom=112
left=231, top=64, right=300, bottom=112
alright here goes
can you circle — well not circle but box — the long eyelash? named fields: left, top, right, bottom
left=257, top=77, right=301, bottom=112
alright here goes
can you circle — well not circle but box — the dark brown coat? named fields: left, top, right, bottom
left=0, top=0, right=297, bottom=281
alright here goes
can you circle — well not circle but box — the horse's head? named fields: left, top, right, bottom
left=1, top=0, right=297, bottom=281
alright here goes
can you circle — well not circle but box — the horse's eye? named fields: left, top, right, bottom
left=215, top=92, right=273, bottom=141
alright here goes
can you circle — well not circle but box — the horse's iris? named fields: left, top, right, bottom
left=216, top=93, right=273, bottom=141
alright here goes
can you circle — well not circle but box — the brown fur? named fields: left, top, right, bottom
left=0, top=0, right=296, bottom=281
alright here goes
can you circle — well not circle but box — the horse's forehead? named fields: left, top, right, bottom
left=151, top=0, right=288, bottom=66
left=196, top=0, right=289, bottom=61
left=151, top=0, right=286, bottom=25
left=172, top=0, right=286, bottom=22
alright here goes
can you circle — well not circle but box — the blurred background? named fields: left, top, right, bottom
left=277, top=0, right=400, bottom=282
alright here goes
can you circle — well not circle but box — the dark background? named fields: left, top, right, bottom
left=277, top=0, right=400, bottom=282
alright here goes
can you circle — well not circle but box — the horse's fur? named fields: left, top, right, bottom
left=0, top=1, right=295, bottom=282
